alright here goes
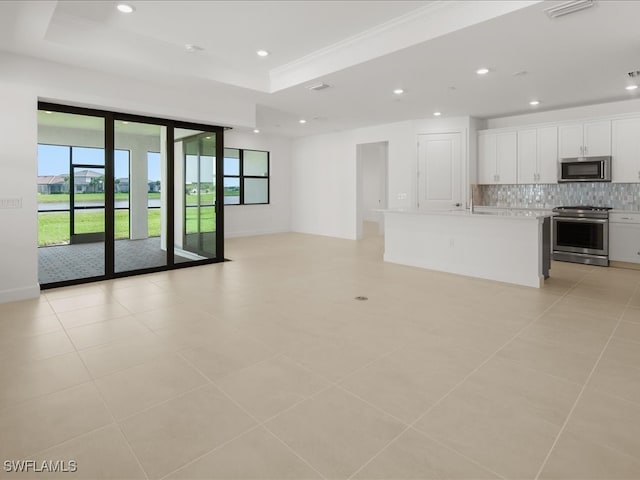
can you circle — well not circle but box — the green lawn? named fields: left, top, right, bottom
left=38, top=208, right=215, bottom=246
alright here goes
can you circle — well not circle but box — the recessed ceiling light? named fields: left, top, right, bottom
left=253, top=129, right=260, bottom=133
left=44, top=111, right=52, bottom=114
left=545, top=0, right=594, bottom=18
left=433, top=112, right=442, bottom=117
left=299, top=119, right=307, bottom=124
left=529, top=100, right=540, bottom=106
left=185, top=44, right=203, bottom=53
left=256, top=50, right=270, bottom=57
left=307, top=82, right=331, bottom=91
left=393, top=88, right=404, bottom=95
left=626, top=85, right=638, bottom=91
left=121, top=121, right=129, bottom=125
left=476, top=68, right=490, bottom=75
left=116, top=4, right=135, bottom=13
left=205, top=136, right=211, bottom=139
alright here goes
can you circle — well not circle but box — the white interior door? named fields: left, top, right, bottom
left=418, top=132, right=463, bottom=210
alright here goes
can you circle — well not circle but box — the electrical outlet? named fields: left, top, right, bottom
left=396, top=193, right=407, bottom=200
left=0, top=198, right=22, bottom=209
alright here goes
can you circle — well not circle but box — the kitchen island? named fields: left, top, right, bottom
left=382, top=208, right=551, bottom=288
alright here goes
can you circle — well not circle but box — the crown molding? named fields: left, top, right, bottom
left=269, top=0, right=541, bottom=93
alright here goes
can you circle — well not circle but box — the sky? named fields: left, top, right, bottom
left=37, top=144, right=162, bottom=181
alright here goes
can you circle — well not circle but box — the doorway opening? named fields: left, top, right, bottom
left=356, top=141, right=388, bottom=240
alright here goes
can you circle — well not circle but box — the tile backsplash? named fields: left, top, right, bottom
left=477, top=183, right=640, bottom=210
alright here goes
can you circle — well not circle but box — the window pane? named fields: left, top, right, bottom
left=38, top=211, right=70, bottom=246
left=244, top=178, right=268, bottom=204
left=72, top=146, right=105, bottom=166
left=224, top=177, right=240, bottom=204
left=243, top=150, right=268, bottom=177
left=114, top=150, right=130, bottom=209
left=37, top=145, right=70, bottom=211
left=185, top=154, right=199, bottom=206
left=200, top=155, right=215, bottom=206
left=147, top=152, right=161, bottom=208
left=224, top=148, right=240, bottom=176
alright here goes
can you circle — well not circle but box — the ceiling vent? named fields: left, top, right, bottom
left=628, top=70, right=640, bottom=78
left=307, top=82, right=331, bottom=92
left=544, top=0, right=595, bottom=18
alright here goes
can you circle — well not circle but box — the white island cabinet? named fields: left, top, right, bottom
left=383, top=209, right=551, bottom=288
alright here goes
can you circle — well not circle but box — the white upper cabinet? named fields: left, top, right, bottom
left=478, top=132, right=517, bottom=184
left=558, top=124, right=583, bottom=158
left=612, top=117, right=640, bottom=183
left=517, top=126, right=558, bottom=184
left=559, top=121, right=611, bottom=158
left=517, top=129, right=537, bottom=184
left=478, top=133, right=496, bottom=184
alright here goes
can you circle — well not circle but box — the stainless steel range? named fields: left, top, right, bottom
left=552, top=206, right=612, bottom=266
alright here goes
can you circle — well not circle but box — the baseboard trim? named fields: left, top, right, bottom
left=610, top=260, right=640, bottom=271
left=0, top=284, right=40, bottom=304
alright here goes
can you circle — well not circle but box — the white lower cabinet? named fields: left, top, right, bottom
left=609, top=213, right=640, bottom=263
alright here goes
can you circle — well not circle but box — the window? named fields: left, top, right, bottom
left=223, top=148, right=269, bottom=205
left=37, top=143, right=130, bottom=246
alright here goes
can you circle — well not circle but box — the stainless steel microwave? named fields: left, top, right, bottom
left=558, top=156, right=611, bottom=183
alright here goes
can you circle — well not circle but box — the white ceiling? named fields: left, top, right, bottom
left=3, top=0, right=640, bottom=137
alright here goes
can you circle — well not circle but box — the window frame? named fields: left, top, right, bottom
left=223, top=148, right=270, bottom=206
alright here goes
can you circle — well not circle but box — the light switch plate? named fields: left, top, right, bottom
left=0, top=198, right=22, bottom=209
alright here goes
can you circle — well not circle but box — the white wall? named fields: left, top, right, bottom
left=224, top=130, right=292, bottom=238
left=0, top=52, right=256, bottom=129
left=291, top=116, right=473, bottom=239
left=486, top=98, right=640, bottom=129
left=0, top=84, right=39, bottom=302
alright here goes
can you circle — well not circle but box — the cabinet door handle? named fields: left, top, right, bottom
left=584, top=145, right=588, bottom=155
left=579, top=146, right=583, bottom=155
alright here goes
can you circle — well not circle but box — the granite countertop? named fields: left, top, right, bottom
left=379, top=208, right=550, bottom=220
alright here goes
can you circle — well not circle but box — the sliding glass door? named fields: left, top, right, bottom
left=114, top=120, right=168, bottom=273
left=37, top=103, right=224, bottom=288
left=37, top=111, right=106, bottom=284
left=174, top=129, right=219, bottom=263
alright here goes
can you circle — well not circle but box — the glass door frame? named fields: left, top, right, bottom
left=180, top=132, right=218, bottom=258
left=38, top=101, right=226, bottom=289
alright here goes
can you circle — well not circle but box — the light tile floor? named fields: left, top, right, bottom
left=2, top=230, right=640, bottom=479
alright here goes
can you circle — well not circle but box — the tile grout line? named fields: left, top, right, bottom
left=53, top=308, right=152, bottom=480
left=14, top=261, right=636, bottom=479
left=171, top=350, right=329, bottom=480
left=330, top=383, right=507, bottom=480
left=532, top=280, right=640, bottom=480
left=348, top=279, right=579, bottom=480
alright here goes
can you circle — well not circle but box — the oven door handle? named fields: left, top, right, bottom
left=553, top=217, right=608, bottom=224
